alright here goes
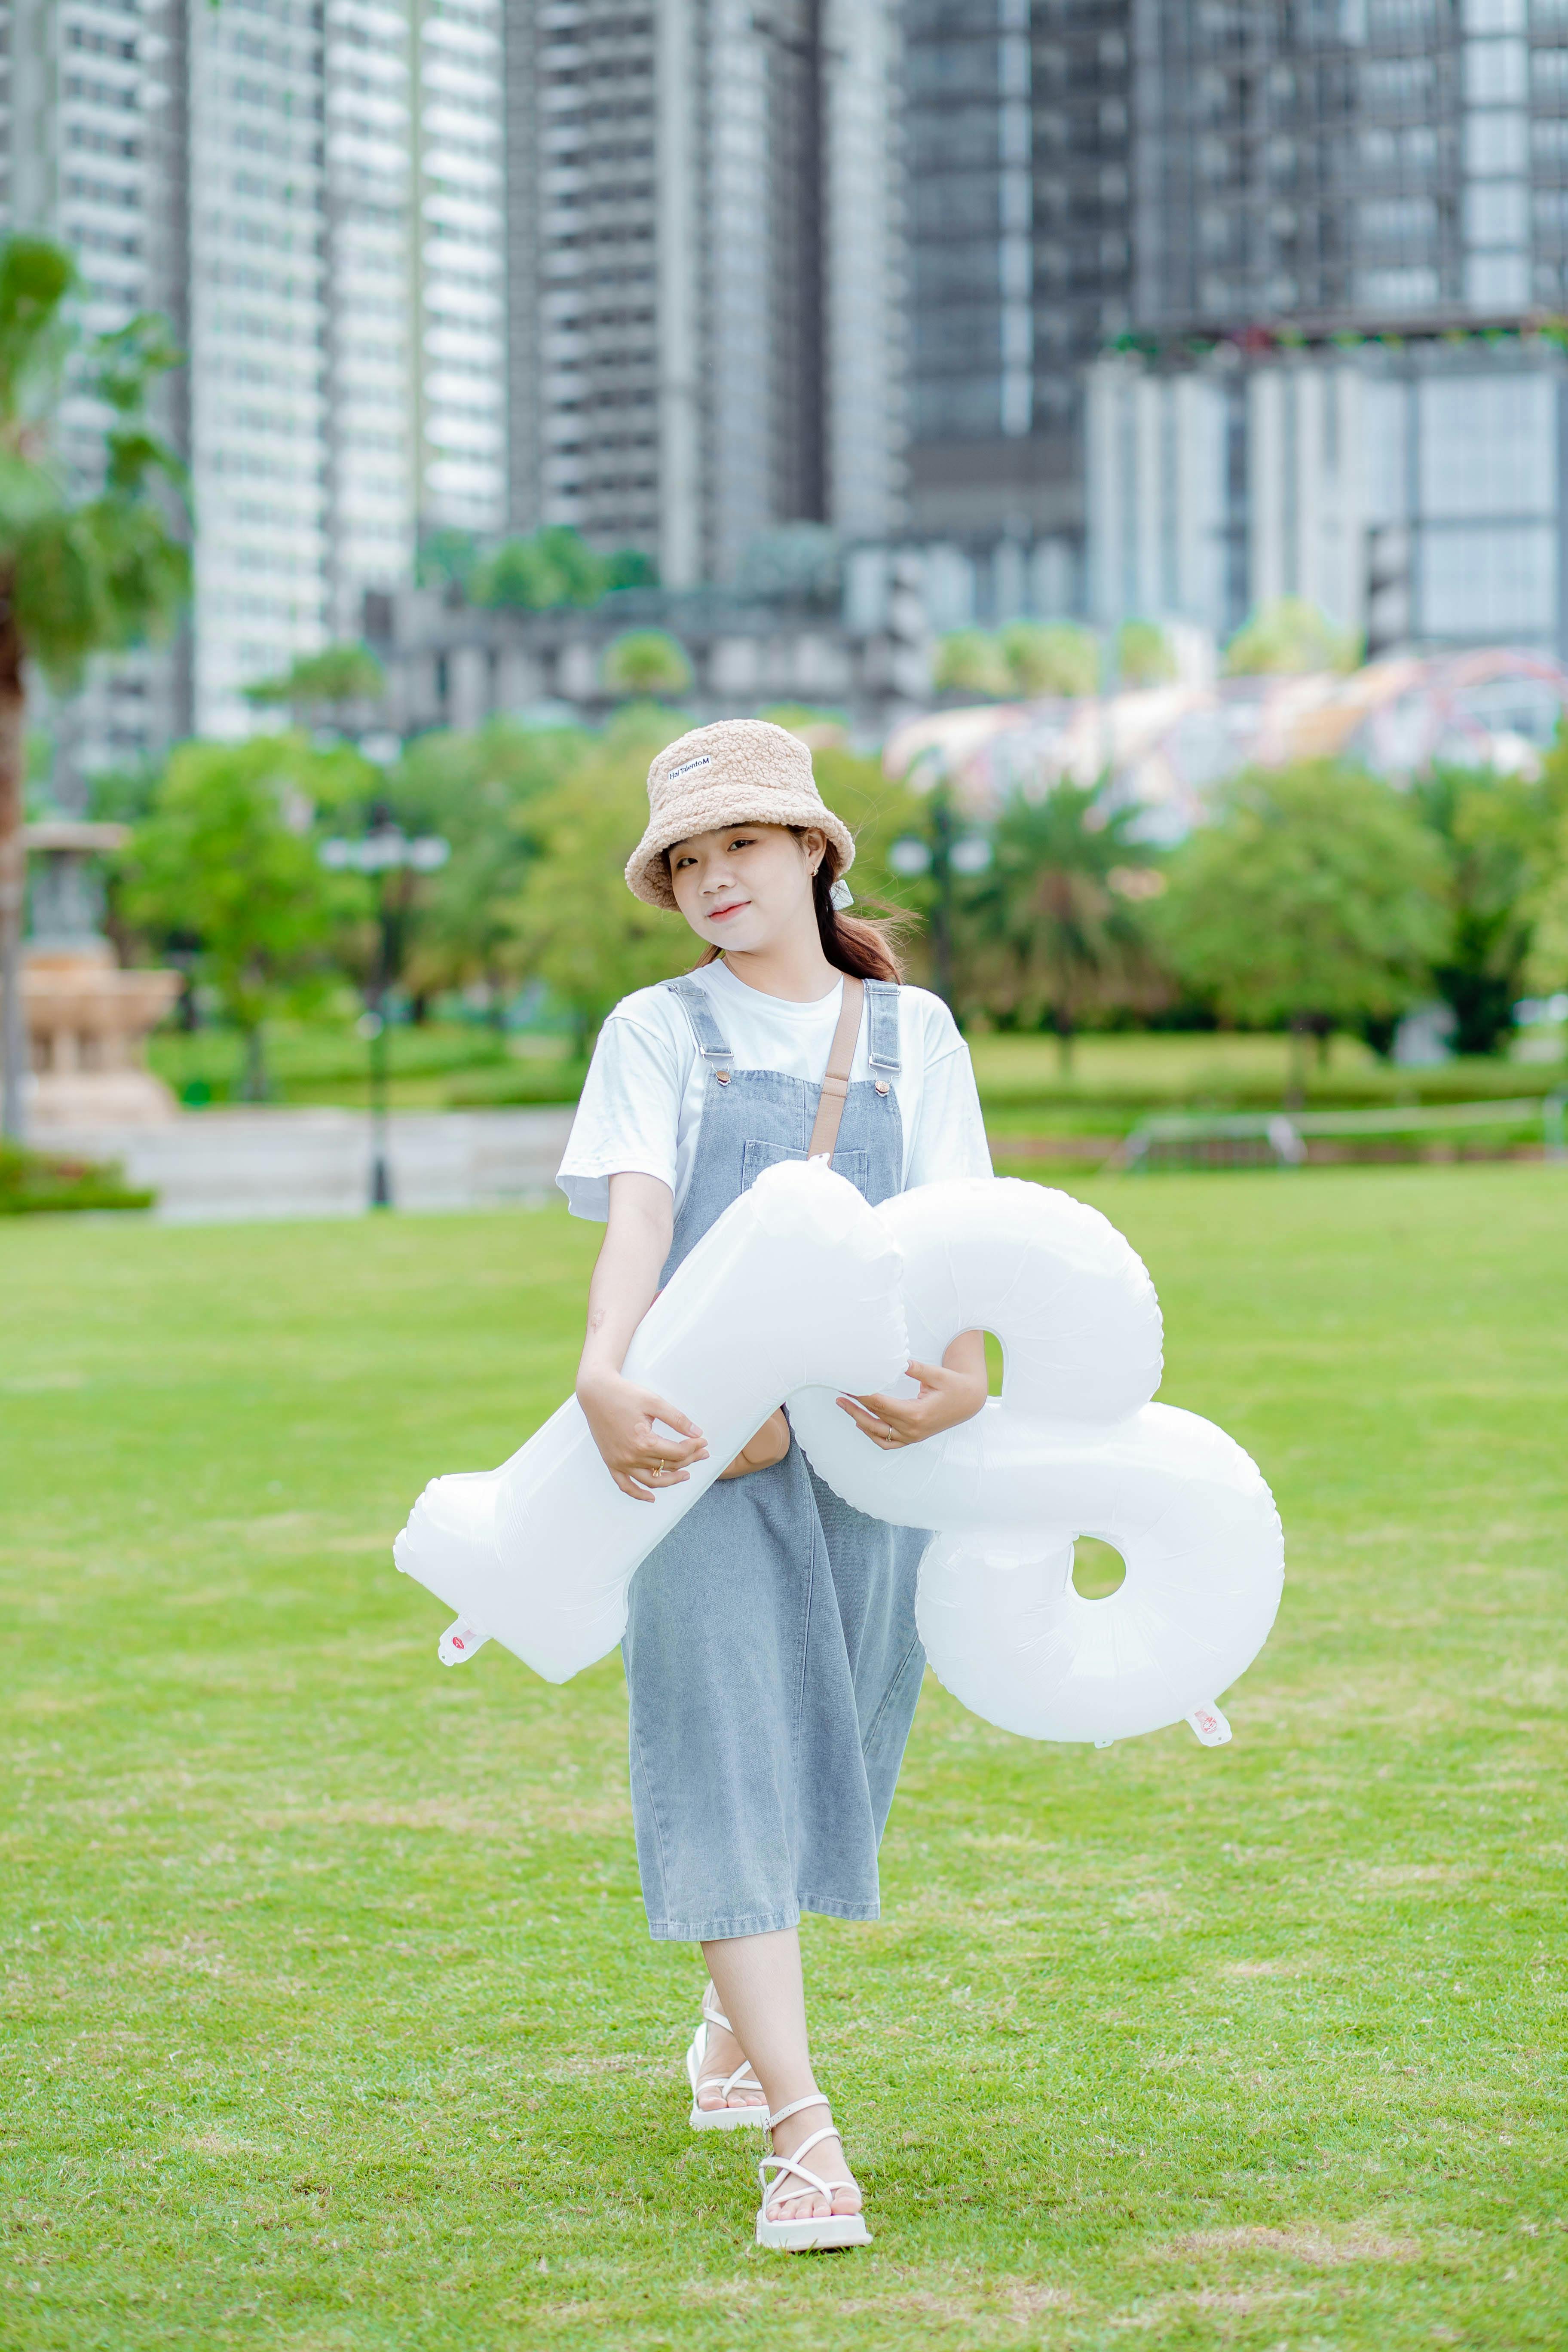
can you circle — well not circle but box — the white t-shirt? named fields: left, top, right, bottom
left=557, top=957, right=992, bottom=1222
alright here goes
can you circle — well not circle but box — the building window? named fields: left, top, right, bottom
left=1417, top=373, right=1556, bottom=518
left=1418, top=521, right=1555, bottom=636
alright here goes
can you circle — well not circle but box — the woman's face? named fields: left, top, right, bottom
left=667, top=822, right=824, bottom=955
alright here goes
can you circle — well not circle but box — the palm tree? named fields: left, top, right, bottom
left=0, top=236, right=191, bottom=1139
left=962, top=781, right=1166, bottom=1069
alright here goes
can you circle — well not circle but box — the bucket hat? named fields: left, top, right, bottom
left=625, top=719, right=856, bottom=910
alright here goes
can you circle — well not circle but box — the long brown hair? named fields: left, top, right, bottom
left=683, top=829, right=906, bottom=982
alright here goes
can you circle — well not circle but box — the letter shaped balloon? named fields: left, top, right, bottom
left=393, top=1161, right=1284, bottom=1746
left=395, top=1161, right=910, bottom=1682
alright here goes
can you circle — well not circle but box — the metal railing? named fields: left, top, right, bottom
left=1118, top=1092, right=1568, bottom=1173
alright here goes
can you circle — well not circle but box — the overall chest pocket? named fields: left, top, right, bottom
left=741, top=1138, right=870, bottom=1196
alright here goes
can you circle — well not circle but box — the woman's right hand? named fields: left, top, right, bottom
left=576, top=1369, right=708, bottom=1503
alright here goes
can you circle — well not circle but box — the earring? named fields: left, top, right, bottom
left=830, top=878, right=854, bottom=911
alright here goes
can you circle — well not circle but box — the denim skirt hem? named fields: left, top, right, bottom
left=623, top=1446, right=928, bottom=1946
left=645, top=1891, right=882, bottom=1943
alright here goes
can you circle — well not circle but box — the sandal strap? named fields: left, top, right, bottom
left=768, top=2181, right=858, bottom=2215
left=700, top=1984, right=733, bottom=2034
left=691, top=2019, right=763, bottom=2105
left=759, top=2129, right=855, bottom=2214
left=766, top=2092, right=831, bottom=2132
left=763, top=2125, right=838, bottom=2177
left=695, top=2053, right=764, bottom=2101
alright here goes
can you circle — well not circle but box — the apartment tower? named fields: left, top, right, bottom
left=502, top=0, right=906, bottom=588
left=0, top=0, right=507, bottom=756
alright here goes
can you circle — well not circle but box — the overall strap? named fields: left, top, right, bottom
left=863, top=977, right=902, bottom=1074
left=806, top=976, right=864, bottom=1163
left=662, top=975, right=732, bottom=1064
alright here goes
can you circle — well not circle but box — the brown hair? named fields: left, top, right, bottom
left=680, top=830, right=905, bottom=982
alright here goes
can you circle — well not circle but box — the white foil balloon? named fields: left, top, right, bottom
left=393, top=1165, right=1284, bottom=1746
left=394, top=1159, right=908, bottom=1683
left=784, top=1179, right=1284, bottom=1745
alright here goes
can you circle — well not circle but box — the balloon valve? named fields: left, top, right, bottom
left=1094, top=1737, right=1115, bottom=1750
left=438, top=1619, right=489, bottom=1667
left=1186, top=1703, right=1232, bottom=1747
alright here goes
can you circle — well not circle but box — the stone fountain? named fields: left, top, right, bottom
left=18, top=820, right=180, bottom=1126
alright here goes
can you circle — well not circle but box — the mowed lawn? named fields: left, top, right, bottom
left=2, top=1170, right=1565, bottom=2352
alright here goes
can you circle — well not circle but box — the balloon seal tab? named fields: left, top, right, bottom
left=439, top=1619, right=490, bottom=1667
left=1094, top=1737, right=1115, bottom=1750
left=1187, top=1703, right=1232, bottom=1747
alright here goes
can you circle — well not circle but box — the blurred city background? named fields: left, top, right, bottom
left=4, top=0, right=1568, bottom=1212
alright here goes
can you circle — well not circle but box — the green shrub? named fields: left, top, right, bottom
left=0, top=1142, right=153, bottom=1215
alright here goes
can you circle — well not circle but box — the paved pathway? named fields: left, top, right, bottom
left=40, top=1107, right=577, bottom=1222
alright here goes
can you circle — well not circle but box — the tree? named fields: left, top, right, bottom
left=1516, top=726, right=1568, bottom=1004
left=1115, top=618, right=1177, bottom=688
left=932, top=629, right=1013, bottom=698
left=605, top=545, right=658, bottom=590
left=474, top=530, right=595, bottom=611
left=806, top=739, right=929, bottom=969
left=1000, top=621, right=1100, bottom=698
left=416, top=528, right=480, bottom=594
left=381, top=716, right=591, bottom=1017
left=958, top=781, right=1166, bottom=1065
left=1155, top=762, right=1446, bottom=1101
left=600, top=629, right=692, bottom=700
left=510, top=710, right=691, bottom=1052
left=1412, top=763, right=1565, bottom=1057
left=125, top=736, right=370, bottom=1099
left=244, top=641, right=386, bottom=721
left=0, top=238, right=191, bottom=1139
left=1223, top=596, right=1359, bottom=677
left=469, top=527, right=656, bottom=611
left=523, top=525, right=609, bottom=607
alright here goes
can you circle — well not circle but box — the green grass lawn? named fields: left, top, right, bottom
left=3, top=1170, right=1565, bottom=2350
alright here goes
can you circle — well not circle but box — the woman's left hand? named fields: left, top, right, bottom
left=837, top=1347, right=988, bottom=1451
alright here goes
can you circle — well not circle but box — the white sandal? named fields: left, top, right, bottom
left=755, top=2093, right=871, bottom=2251
left=685, top=1984, right=767, bottom=2130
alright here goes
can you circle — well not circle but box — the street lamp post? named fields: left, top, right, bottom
left=319, top=804, right=449, bottom=1210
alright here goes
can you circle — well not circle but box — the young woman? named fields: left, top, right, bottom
left=556, top=718, right=992, bottom=2251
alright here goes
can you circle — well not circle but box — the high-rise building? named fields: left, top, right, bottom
left=1085, top=0, right=1568, bottom=661
left=1128, top=0, right=1546, bottom=328
left=407, top=0, right=508, bottom=537
left=905, top=0, right=1568, bottom=662
left=2, top=0, right=183, bottom=779
left=0, top=0, right=507, bottom=769
left=902, top=0, right=1133, bottom=620
left=179, top=0, right=335, bottom=735
left=502, top=0, right=906, bottom=588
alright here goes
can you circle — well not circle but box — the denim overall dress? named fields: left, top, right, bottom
left=620, top=974, right=931, bottom=1942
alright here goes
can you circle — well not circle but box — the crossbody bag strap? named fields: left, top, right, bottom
left=805, top=974, right=864, bottom=1165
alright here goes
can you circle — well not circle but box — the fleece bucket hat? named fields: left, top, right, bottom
left=625, top=719, right=856, bottom=910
